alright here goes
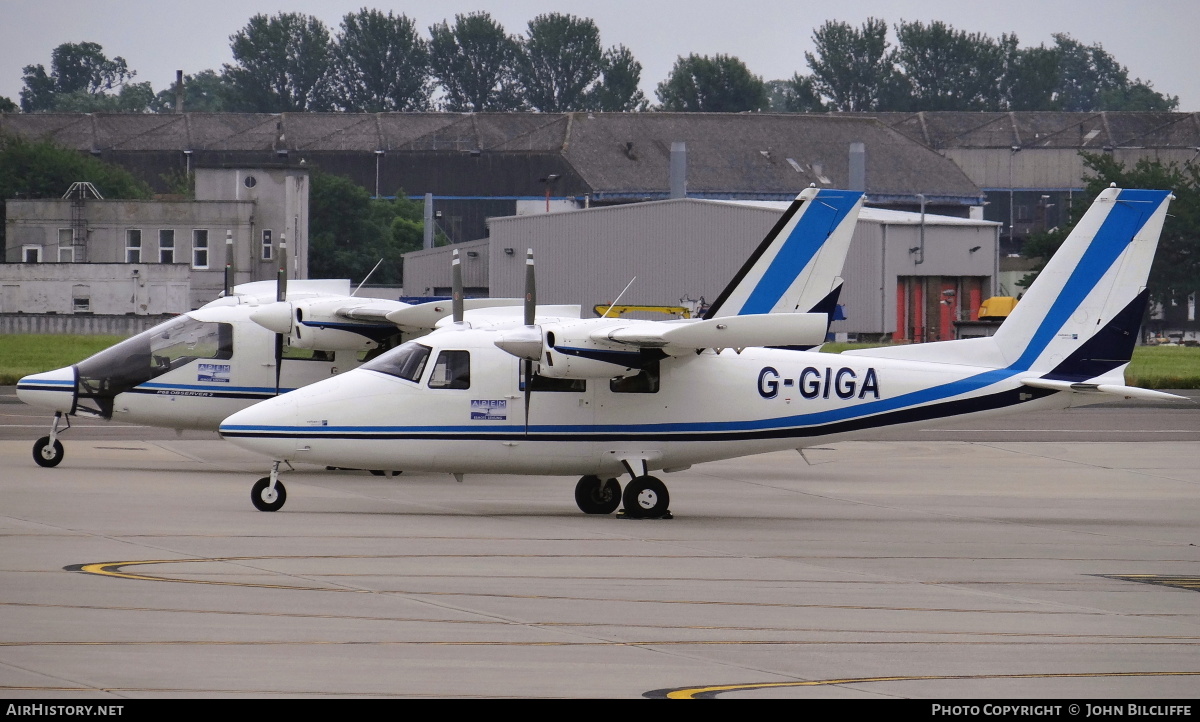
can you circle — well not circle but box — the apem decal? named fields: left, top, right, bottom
left=471, top=399, right=507, bottom=420
left=198, top=363, right=232, bottom=383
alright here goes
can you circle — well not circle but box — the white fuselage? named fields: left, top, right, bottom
left=219, top=326, right=1078, bottom=476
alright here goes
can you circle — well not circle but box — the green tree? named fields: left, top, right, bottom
left=767, top=75, right=827, bottom=112
left=1000, top=39, right=1061, bottom=111
left=332, top=9, right=433, bottom=112
left=1019, top=153, right=1199, bottom=309
left=516, top=13, right=603, bottom=112
left=805, top=18, right=900, bottom=111
left=429, top=12, right=522, bottom=112
left=150, top=70, right=234, bottom=113
left=308, top=169, right=430, bottom=285
left=1051, top=34, right=1177, bottom=112
left=893, top=20, right=1007, bottom=111
left=589, top=45, right=647, bottom=112
left=0, top=96, right=19, bottom=113
left=19, top=42, right=140, bottom=112
left=224, top=13, right=335, bottom=112
left=0, top=133, right=150, bottom=252
left=656, top=54, right=768, bottom=112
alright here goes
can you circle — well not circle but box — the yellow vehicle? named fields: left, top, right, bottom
left=592, top=304, right=694, bottom=319
left=977, top=296, right=1018, bottom=320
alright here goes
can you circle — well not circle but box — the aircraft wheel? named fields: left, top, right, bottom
left=622, top=476, right=669, bottom=519
left=32, top=437, right=64, bottom=468
left=251, top=477, right=287, bottom=512
left=574, top=475, right=622, bottom=514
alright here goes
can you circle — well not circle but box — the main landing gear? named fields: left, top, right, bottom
left=574, top=475, right=622, bottom=514
left=251, top=461, right=287, bottom=512
left=573, top=469, right=672, bottom=519
left=32, top=412, right=68, bottom=468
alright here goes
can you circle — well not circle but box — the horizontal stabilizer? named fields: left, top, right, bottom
left=1020, top=378, right=1191, bottom=402
left=385, top=298, right=523, bottom=329
left=595, top=312, right=828, bottom=350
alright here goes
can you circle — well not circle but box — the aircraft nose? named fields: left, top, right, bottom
left=15, top=366, right=77, bottom=414
left=219, top=394, right=301, bottom=458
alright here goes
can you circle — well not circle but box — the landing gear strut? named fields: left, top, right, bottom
left=32, top=412, right=68, bottom=468
left=574, top=475, right=622, bottom=514
left=251, top=461, right=287, bottom=512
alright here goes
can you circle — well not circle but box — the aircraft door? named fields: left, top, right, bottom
left=520, top=363, right=595, bottom=432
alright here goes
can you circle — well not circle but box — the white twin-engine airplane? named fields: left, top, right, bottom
left=221, top=186, right=1185, bottom=518
left=14, top=275, right=522, bottom=468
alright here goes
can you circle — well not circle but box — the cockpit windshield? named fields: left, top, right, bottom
left=74, top=315, right=233, bottom=417
left=361, top=341, right=431, bottom=383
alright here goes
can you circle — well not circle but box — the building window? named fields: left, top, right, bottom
left=262, top=229, right=273, bottom=260
left=58, top=228, right=72, bottom=248
left=22, top=245, right=42, bottom=263
left=159, top=229, right=175, bottom=263
left=58, top=247, right=74, bottom=263
left=126, top=230, right=142, bottom=263
left=192, top=229, right=209, bottom=269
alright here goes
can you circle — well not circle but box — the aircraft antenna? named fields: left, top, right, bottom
left=352, top=259, right=385, bottom=297
left=600, top=277, right=637, bottom=318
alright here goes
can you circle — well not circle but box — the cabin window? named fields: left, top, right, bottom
left=362, top=341, right=430, bottom=383
left=610, top=360, right=660, bottom=394
left=428, top=350, right=470, bottom=389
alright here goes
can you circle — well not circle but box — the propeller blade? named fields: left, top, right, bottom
left=523, top=248, right=535, bottom=327
left=273, top=332, right=283, bottom=396
left=451, top=249, right=464, bottom=324
left=275, top=232, right=287, bottom=395
left=524, top=359, right=533, bottom=435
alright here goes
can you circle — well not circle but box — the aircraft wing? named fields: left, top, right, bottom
left=591, top=312, right=829, bottom=351
left=385, top=298, right=525, bottom=330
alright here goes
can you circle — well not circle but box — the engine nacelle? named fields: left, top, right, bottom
left=250, top=297, right=395, bottom=351
left=538, top=322, right=642, bottom=379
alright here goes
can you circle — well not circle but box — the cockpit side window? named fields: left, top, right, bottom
left=428, top=350, right=470, bottom=390
left=361, top=341, right=431, bottom=383
left=150, top=319, right=233, bottom=371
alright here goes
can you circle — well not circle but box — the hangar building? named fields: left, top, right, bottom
left=402, top=198, right=1000, bottom=342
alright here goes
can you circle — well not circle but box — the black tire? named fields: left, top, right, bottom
left=251, top=476, right=287, bottom=512
left=33, top=436, right=64, bottom=468
left=574, top=475, right=622, bottom=514
left=622, top=476, right=669, bottom=518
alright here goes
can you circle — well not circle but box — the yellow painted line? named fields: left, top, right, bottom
left=72, top=558, right=368, bottom=593
left=654, top=671, right=1200, bottom=699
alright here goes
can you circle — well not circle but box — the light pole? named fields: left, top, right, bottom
left=374, top=150, right=385, bottom=199
left=539, top=174, right=561, bottom=212
left=1009, top=145, right=1021, bottom=250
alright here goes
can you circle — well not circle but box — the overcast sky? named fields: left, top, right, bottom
left=3, top=0, right=1198, bottom=111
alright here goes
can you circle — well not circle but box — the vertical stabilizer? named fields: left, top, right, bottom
left=992, top=187, right=1172, bottom=376
left=704, top=188, right=864, bottom=319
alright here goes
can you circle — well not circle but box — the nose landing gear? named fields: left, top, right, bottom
left=32, top=412, right=68, bottom=468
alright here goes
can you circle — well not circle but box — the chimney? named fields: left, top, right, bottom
left=174, top=70, right=184, bottom=114
left=670, top=142, right=687, bottom=199
left=848, top=142, right=866, bottom=191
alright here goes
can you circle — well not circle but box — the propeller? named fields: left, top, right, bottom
left=273, top=232, right=288, bottom=395
left=522, top=249, right=536, bottom=433
left=451, top=249, right=464, bottom=324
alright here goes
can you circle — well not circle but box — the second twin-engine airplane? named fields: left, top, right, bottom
left=220, top=185, right=1182, bottom=518
left=14, top=274, right=521, bottom=468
